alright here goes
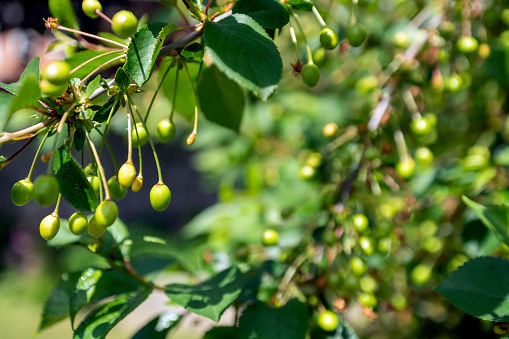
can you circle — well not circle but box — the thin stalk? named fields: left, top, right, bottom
left=53, top=193, right=62, bottom=216
left=350, top=0, right=357, bottom=25
left=0, top=136, right=37, bottom=171
left=47, top=105, right=75, bottom=174
left=95, top=10, right=113, bottom=24
left=126, top=96, right=133, bottom=164
left=57, top=25, right=128, bottom=49
left=182, top=61, right=199, bottom=143
left=127, top=95, right=164, bottom=183
left=98, top=97, right=120, bottom=157
left=95, top=128, right=119, bottom=173
left=312, top=6, right=327, bottom=27
left=394, top=129, right=409, bottom=160
left=144, top=59, right=175, bottom=124
left=205, top=0, right=213, bottom=17
left=80, top=54, right=126, bottom=84
left=0, top=119, right=55, bottom=144
left=70, top=50, right=123, bottom=75
left=291, top=13, right=313, bottom=63
left=169, top=60, right=180, bottom=121
left=85, top=130, right=111, bottom=200
left=27, top=128, right=52, bottom=181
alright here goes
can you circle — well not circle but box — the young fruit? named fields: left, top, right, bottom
left=347, top=23, right=367, bottom=47
left=411, top=264, right=432, bottom=285
left=108, top=176, right=127, bottom=200
left=410, top=117, right=431, bottom=136
left=41, top=60, right=71, bottom=85
left=323, top=122, right=338, bottom=137
left=88, top=215, right=106, bottom=238
left=319, top=27, right=339, bottom=50
left=393, top=31, right=409, bottom=48
left=84, top=163, right=96, bottom=176
left=262, top=228, right=279, bottom=246
left=306, top=153, right=323, bottom=168
left=415, top=147, right=434, bottom=167
left=40, top=78, right=68, bottom=97
left=150, top=183, right=171, bottom=212
left=111, top=10, right=138, bottom=39
left=358, top=236, right=375, bottom=256
left=87, top=175, right=100, bottom=196
left=302, top=63, right=320, bottom=87
left=350, top=256, right=368, bottom=276
left=391, top=293, right=408, bottom=311
left=132, top=122, right=148, bottom=147
left=68, top=212, right=88, bottom=235
left=352, top=213, right=369, bottom=233
left=156, top=119, right=176, bottom=142
left=82, top=0, right=102, bottom=19
left=396, top=158, right=415, bottom=179
left=11, top=179, right=34, bottom=206
left=358, top=292, right=378, bottom=308
left=118, top=162, right=137, bottom=187
left=40, top=214, right=60, bottom=240
left=94, top=200, right=118, bottom=227
left=33, top=174, right=60, bottom=207
left=317, top=310, right=339, bottom=332
left=359, top=275, right=378, bottom=293
left=446, top=74, right=463, bottom=93
left=131, top=176, right=143, bottom=192
left=457, top=36, right=479, bottom=54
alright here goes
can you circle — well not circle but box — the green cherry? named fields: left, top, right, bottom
left=457, top=36, right=479, bottom=54
left=94, top=200, right=118, bottom=227
left=39, top=79, right=68, bottom=97
left=40, top=214, right=60, bottom=240
left=262, top=228, right=279, bottom=246
left=347, top=23, right=367, bottom=47
left=317, top=310, right=339, bottom=332
left=302, top=63, right=320, bottom=87
left=150, top=183, right=171, bottom=212
left=118, top=162, right=137, bottom=187
left=320, top=27, right=339, bottom=50
left=41, top=60, right=71, bottom=85
left=68, top=211, right=88, bottom=235
left=82, top=0, right=102, bottom=19
left=11, top=179, right=34, bottom=206
left=33, top=174, right=60, bottom=207
left=156, top=119, right=176, bottom=142
left=88, top=215, right=107, bottom=238
left=396, top=158, right=415, bottom=179
left=410, top=117, right=431, bottom=136
left=112, top=10, right=138, bottom=39
left=411, top=264, right=432, bottom=285
left=108, top=176, right=127, bottom=200
left=132, top=122, right=148, bottom=147
left=352, top=213, right=369, bottom=233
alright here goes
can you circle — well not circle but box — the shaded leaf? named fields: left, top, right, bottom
left=74, top=126, right=86, bottom=152
left=0, top=56, right=40, bottom=95
left=115, top=68, right=131, bottom=91
left=233, top=0, right=290, bottom=29
left=49, top=0, right=79, bottom=30
left=181, top=42, right=203, bottom=60
left=0, top=92, right=13, bottom=132
left=198, top=65, right=244, bottom=132
left=39, top=272, right=81, bottom=332
left=164, top=267, right=245, bottom=322
left=125, top=22, right=180, bottom=86
left=239, top=299, right=309, bottom=339
left=73, top=286, right=153, bottom=339
left=131, top=313, right=181, bottom=339
left=205, top=326, right=241, bottom=339
left=203, top=14, right=283, bottom=100
left=462, top=196, right=509, bottom=248
left=435, top=257, right=509, bottom=321
left=53, top=146, right=98, bottom=211
left=286, top=0, right=314, bottom=11
left=92, top=97, right=120, bottom=123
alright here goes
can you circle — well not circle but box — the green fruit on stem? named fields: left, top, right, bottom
left=299, top=165, right=316, bottom=180
left=306, top=152, right=323, bottom=168
left=11, top=179, right=34, bottom=206
left=317, top=310, right=339, bottom=332
left=351, top=256, right=368, bottom=276
left=39, top=78, right=68, bottom=97
left=411, top=264, right=432, bottom=285
left=84, top=163, right=96, bottom=176
left=82, top=0, right=102, bottom=19
left=323, top=122, right=338, bottom=137
left=391, top=293, right=408, bottom=311
left=358, top=292, right=378, bottom=308
left=359, top=275, right=378, bottom=293
left=68, top=212, right=88, bottom=235
left=150, top=183, right=171, bottom=212
left=40, top=213, right=60, bottom=240
left=396, top=158, right=415, bottom=179
left=87, top=175, right=100, bottom=196
left=156, top=119, right=176, bottom=142
left=41, top=60, right=71, bottom=85
left=393, top=31, right=409, bottom=48
left=94, top=200, right=118, bottom=227
left=33, top=174, right=60, bottom=207
left=132, top=122, right=148, bottom=147
left=415, top=147, right=434, bottom=166
left=88, top=215, right=106, bottom=238
left=302, top=63, right=320, bottom=87
left=319, top=27, right=339, bottom=50
left=112, top=10, right=138, bottom=39
left=347, top=23, right=367, bottom=47
left=108, top=176, right=127, bottom=200
left=359, top=236, right=375, bottom=256
left=131, top=176, right=143, bottom=192
left=446, top=74, right=463, bottom=93
left=262, top=228, right=279, bottom=246
left=457, top=36, right=479, bottom=54
left=118, top=162, right=137, bottom=187
left=410, top=117, right=432, bottom=136
left=352, top=213, right=369, bottom=233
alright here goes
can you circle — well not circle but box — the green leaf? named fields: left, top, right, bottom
left=462, top=196, right=509, bottom=247
left=70, top=268, right=143, bottom=328
left=39, top=272, right=81, bottom=332
left=198, top=65, right=245, bottom=132
left=53, top=146, right=98, bottom=211
left=115, top=68, right=131, bottom=91
left=125, top=22, right=180, bottom=86
left=239, top=299, right=309, bottom=339
left=161, top=60, right=200, bottom=121
left=203, top=14, right=283, bottom=101
left=74, top=126, right=86, bottom=152
left=84, top=76, right=102, bottom=99
left=101, top=218, right=130, bottom=257
left=287, top=0, right=314, bottom=11
left=0, top=92, right=13, bottom=132
left=65, top=51, right=124, bottom=80
left=0, top=56, right=40, bottom=95
left=164, top=267, right=245, bottom=322
left=92, top=97, right=120, bottom=123
left=435, top=257, right=509, bottom=321
left=205, top=326, right=241, bottom=339
left=131, top=313, right=181, bottom=339
left=73, top=286, right=153, bottom=339
left=233, top=0, right=290, bottom=29
left=181, top=42, right=203, bottom=60
left=49, top=0, right=79, bottom=30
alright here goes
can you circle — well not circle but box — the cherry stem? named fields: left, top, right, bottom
left=144, top=58, right=174, bottom=124
left=47, top=105, right=74, bottom=174
left=53, top=193, right=62, bottom=216
left=182, top=60, right=199, bottom=138
left=95, top=128, right=119, bottom=174
left=126, top=95, right=133, bottom=164
left=0, top=118, right=55, bottom=144
left=0, top=136, right=37, bottom=172
left=95, top=10, right=113, bottom=24
left=27, top=128, right=52, bottom=181
left=169, top=59, right=180, bottom=121
left=394, top=129, right=409, bottom=160
left=312, top=6, right=327, bottom=27
left=85, top=130, right=111, bottom=200
left=57, top=25, right=128, bottom=49
left=402, top=89, right=421, bottom=119
left=171, top=0, right=191, bottom=26
left=80, top=54, right=126, bottom=84
left=205, top=0, right=213, bottom=17
left=70, top=50, right=123, bottom=75
left=291, top=13, right=313, bottom=64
